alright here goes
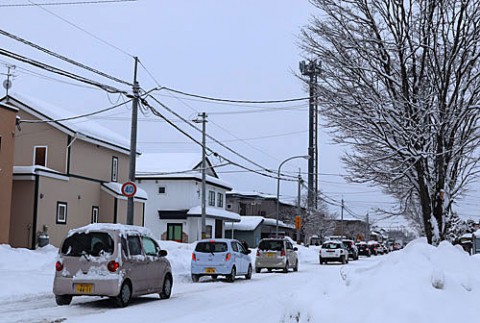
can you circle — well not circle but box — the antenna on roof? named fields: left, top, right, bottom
left=1, top=64, right=15, bottom=97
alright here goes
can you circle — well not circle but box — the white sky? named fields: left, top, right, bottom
left=1, top=0, right=478, bottom=229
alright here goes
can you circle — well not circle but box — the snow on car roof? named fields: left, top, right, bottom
left=66, top=223, right=154, bottom=238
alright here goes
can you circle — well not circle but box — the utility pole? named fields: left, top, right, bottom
left=365, top=213, right=370, bottom=241
left=126, top=57, right=139, bottom=225
left=299, top=60, right=321, bottom=211
left=193, top=112, right=208, bottom=239
left=2, top=64, right=15, bottom=96
left=296, top=170, right=303, bottom=243
left=340, top=198, right=344, bottom=237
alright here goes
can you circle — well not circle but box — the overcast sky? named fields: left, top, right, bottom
left=3, top=0, right=477, bottom=230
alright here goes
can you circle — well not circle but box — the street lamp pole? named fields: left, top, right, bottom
left=276, top=155, right=310, bottom=238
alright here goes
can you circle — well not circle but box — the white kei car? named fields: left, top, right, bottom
left=319, top=240, right=349, bottom=264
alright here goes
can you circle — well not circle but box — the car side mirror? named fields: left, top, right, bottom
left=293, top=247, right=298, bottom=251
left=159, top=250, right=168, bottom=257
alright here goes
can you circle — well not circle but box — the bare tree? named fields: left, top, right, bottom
left=301, top=0, right=480, bottom=244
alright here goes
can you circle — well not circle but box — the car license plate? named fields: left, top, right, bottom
left=75, top=283, right=93, bottom=294
left=266, top=252, right=276, bottom=257
left=205, top=268, right=216, bottom=274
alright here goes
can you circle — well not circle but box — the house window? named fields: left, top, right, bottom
left=111, top=157, right=118, bottom=182
left=167, top=223, right=183, bottom=242
left=34, top=146, right=47, bottom=167
left=208, top=191, right=215, bottom=206
left=92, top=206, right=99, bottom=223
left=206, top=225, right=213, bottom=239
left=56, top=202, right=67, bottom=224
left=217, top=193, right=224, bottom=207
left=158, top=186, right=166, bottom=194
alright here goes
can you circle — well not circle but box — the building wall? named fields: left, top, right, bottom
left=13, top=110, right=68, bottom=172
left=69, top=139, right=129, bottom=183
left=9, top=179, right=35, bottom=248
left=0, top=104, right=17, bottom=244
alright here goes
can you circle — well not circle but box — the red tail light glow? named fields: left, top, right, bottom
left=225, top=253, right=231, bottom=261
left=256, top=250, right=260, bottom=257
left=107, top=260, right=120, bottom=272
left=55, top=261, right=63, bottom=272
left=280, top=250, right=286, bottom=257
left=192, top=253, right=197, bottom=261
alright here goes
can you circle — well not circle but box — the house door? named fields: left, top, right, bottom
left=215, top=219, right=223, bottom=238
left=167, top=223, right=183, bottom=242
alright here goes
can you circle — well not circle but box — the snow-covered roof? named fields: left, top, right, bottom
left=102, top=182, right=148, bottom=200
left=136, top=153, right=231, bottom=190
left=473, top=230, right=480, bottom=238
left=229, top=216, right=264, bottom=231
left=13, top=165, right=68, bottom=181
left=5, top=94, right=132, bottom=155
left=187, top=206, right=240, bottom=222
left=262, top=217, right=295, bottom=229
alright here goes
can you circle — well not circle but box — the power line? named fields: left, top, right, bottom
left=0, top=47, right=126, bottom=93
left=0, top=27, right=132, bottom=86
left=0, top=0, right=137, bottom=7
left=27, top=0, right=134, bottom=58
left=159, top=87, right=311, bottom=104
left=17, top=97, right=132, bottom=123
left=140, top=100, right=296, bottom=182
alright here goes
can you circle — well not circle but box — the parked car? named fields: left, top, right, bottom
left=53, top=223, right=173, bottom=307
left=356, top=241, right=372, bottom=257
left=342, top=239, right=359, bottom=260
left=319, top=240, right=349, bottom=264
left=191, top=238, right=252, bottom=282
left=255, top=238, right=299, bottom=273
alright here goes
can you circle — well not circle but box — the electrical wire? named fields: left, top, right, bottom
left=0, top=47, right=126, bottom=93
left=18, top=97, right=132, bottom=123
left=0, top=27, right=132, bottom=86
left=160, top=87, right=311, bottom=104
left=0, top=0, right=137, bottom=7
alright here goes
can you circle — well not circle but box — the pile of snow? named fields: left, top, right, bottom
left=281, top=238, right=480, bottom=323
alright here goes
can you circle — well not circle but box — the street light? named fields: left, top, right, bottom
left=192, top=112, right=208, bottom=239
left=276, top=155, right=310, bottom=238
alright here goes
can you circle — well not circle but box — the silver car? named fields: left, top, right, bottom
left=53, top=223, right=173, bottom=307
left=255, top=238, right=299, bottom=273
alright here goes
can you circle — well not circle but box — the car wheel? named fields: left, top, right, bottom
left=211, top=275, right=218, bottom=280
left=116, top=281, right=132, bottom=307
left=159, top=275, right=172, bottom=299
left=255, top=267, right=261, bottom=273
left=294, top=260, right=298, bottom=272
left=227, top=266, right=236, bottom=283
left=55, top=295, right=72, bottom=306
left=283, top=261, right=289, bottom=273
left=267, top=268, right=273, bottom=272
left=245, top=265, right=252, bottom=280
left=191, top=274, right=200, bottom=282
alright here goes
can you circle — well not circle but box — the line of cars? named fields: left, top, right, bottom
left=318, top=239, right=389, bottom=264
left=52, top=224, right=299, bottom=308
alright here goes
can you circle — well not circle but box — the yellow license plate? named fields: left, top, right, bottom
left=266, top=252, right=276, bottom=257
left=205, top=268, right=216, bottom=274
left=75, top=283, right=93, bottom=294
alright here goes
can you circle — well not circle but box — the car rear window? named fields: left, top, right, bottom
left=322, top=242, right=341, bottom=249
left=195, top=241, right=228, bottom=253
left=258, top=240, right=284, bottom=251
left=61, top=232, right=114, bottom=257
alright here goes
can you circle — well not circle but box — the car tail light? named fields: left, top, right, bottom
left=55, top=261, right=63, bottom=272
left=225, top=253, right=231, bottom=261
left=192, top=253, right=197, bottom=261
left=280, top=250, right=286, bottom=257
left=256, top=250, right=260, bottom=257
left=107, top=260, right=120, bottom=272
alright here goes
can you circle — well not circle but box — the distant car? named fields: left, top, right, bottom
left=53, top=223, right=173, bottom=307
left=319, top=240, right=349, bottom=264
left=342, top=239, right=359, bottom=260
left=191, top=239, right=252, bottom=282
left=255, top=238, right=299, bottom=273
left=367, top=241, right=382, bottom=255
left=356, top=241, right=371, bottom=257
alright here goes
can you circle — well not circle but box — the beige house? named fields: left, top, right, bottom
left=0, top=95, right=146, bottom=249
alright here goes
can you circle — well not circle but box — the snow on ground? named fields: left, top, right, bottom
left=1, top=238, right=480, bottom=322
